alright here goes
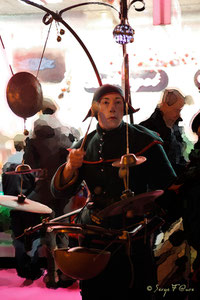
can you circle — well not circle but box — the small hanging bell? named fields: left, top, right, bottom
left=60, top=29, right=65, bottom=35
left=23, top=129, right=29, bottom=136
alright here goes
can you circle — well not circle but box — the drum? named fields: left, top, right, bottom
left=54, top=246, right=111, bottom=280
left=25, top=221, right=142, bottom=280
left=42, top=222, right=128, bottom=280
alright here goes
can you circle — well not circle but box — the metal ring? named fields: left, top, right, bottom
left=129, top=0, right=145, bottom=12
left=42, top=13, right=53, bottom=25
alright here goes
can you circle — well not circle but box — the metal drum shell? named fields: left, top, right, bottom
left=6, top=72, right=43, bottom=118
left=54, top=246, right=111, bottom=280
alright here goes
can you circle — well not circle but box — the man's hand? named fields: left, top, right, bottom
left=66, top=148, right=85, bottom=171
left=61, top=148, right=85, bottom=185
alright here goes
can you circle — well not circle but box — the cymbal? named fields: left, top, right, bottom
left=5, top=164, right=42, bottom=175
left=5, top=168, right=42, bottom=175
left=96, top=190, right=164, bottom=218
left=112, top=153, right=146, bottom=167
left=0, top=195, right=52, bottom=214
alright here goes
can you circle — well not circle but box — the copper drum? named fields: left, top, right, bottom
left=54, top=246, right=111, bottom=280
left=6, top=72, right=43, bottom=118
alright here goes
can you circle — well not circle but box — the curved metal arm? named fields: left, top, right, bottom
left=20, top=0, right=60, bottom=20
left=128, top=0, right=145, bottom=12
left=19, top=0, right=145, bottom=92
left=20, top=0, right=102, bottom=86
left=59, top=2, right=119, bottom=16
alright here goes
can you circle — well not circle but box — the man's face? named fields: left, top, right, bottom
left=97, top=93, right=124, bottom=130
left=162, top=96, right=185, bottom=127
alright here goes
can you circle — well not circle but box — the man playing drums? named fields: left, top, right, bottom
left=51, top=84, right=177, bottom=299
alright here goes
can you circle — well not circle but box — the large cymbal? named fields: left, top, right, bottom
left=0, top=195, right=52, bottom=214
left=96, top=190, right=164, bottom=218
left=112, top=153, right=146, bottom=167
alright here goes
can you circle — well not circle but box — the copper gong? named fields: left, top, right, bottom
left=6, top=72, right=43, bottom=118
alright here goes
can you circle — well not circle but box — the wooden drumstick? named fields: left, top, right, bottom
left=80, top=102, right=99, bottom=150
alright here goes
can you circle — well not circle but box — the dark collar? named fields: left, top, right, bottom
left=96, top=121, right=124, bottom=137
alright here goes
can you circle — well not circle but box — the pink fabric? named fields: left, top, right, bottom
left=0, top=269, right=81, bottom=300
left=153, top=0, right=171, bottom=25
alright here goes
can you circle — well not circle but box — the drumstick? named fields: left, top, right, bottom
left=80, top=102, right=99, bottom=150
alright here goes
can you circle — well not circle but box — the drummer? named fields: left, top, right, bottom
left=51, top=84, right=177, bottom=299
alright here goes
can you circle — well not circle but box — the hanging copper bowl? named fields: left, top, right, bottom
left=54, top=246, right=111, bottom=280
left=6, top=72, right=43, bottom=118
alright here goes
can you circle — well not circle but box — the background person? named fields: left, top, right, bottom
left=23, top=98, right=81, bottom=288
left=2, top=134, right=43, bottom=282
left=140, top=88, right=192, bottom=176
left=139, top=88, right=193, bottom=230
left=176, top=111, right=200, bottom=298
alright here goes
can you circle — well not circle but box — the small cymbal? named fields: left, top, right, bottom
left=96, top=190, right=164, bottom=218
left=6, top=163, right=42, bottom=175
left=112, top=153, right=146, bottom=167
left=0, top=195, right=52, bottom=214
